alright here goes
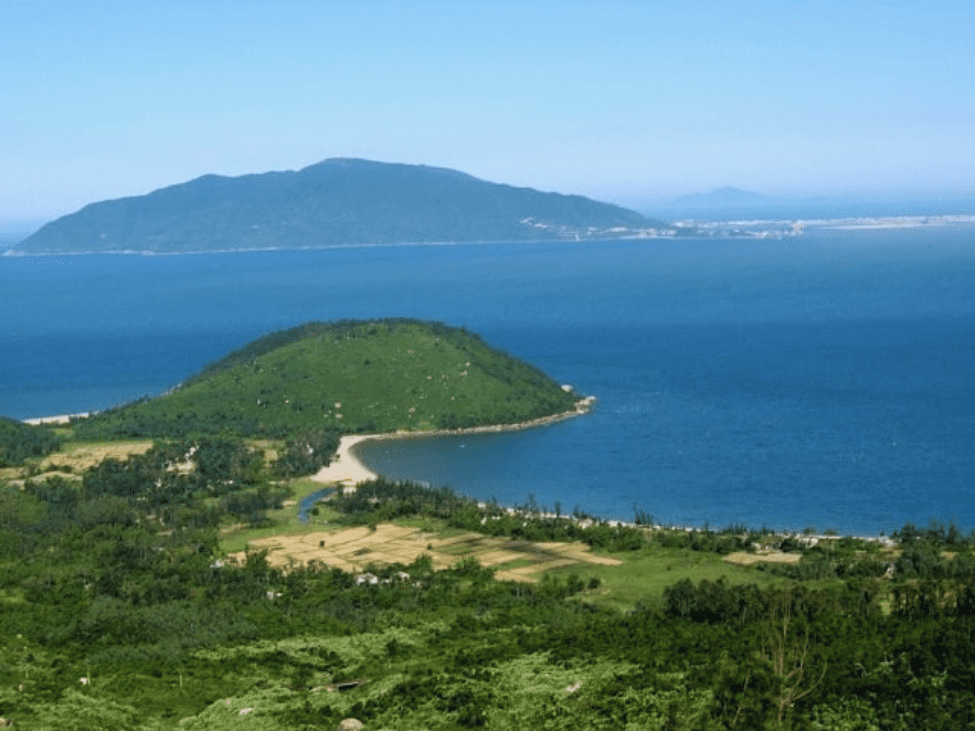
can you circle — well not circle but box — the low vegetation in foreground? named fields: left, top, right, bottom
left=0, top=417, right=63, bottom=468
left=3, top=323, right=974, bottom=729
left=2, top=428, right=975, bottom=730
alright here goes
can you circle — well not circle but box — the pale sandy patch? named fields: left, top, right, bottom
left=23, top=413, right=90, bottom=425
left=309, top=435, right=380, bottom=487
left=494, top=570, right=535, bottom=583
left=723, top=551, right=803, bottom=566
left=497, top=565, right=544, bottom=580
left=38, top=441, right=155, bottom=474
left=428, top=534, right=487, bottom=548
left=472, top=550, right=527, bottom=566
left=555, top=545, right=624, bottom=566
left=306, top=396, right=596, bottom=491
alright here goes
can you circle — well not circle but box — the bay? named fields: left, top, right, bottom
left=2, top=226, right=973, bottom=534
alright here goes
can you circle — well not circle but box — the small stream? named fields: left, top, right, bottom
left=298, top=487, right=335, bottom=523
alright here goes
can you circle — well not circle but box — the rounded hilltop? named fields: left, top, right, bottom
left=74, top=319, right=585, bottom=440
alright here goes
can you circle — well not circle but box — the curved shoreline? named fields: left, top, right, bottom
left=21, top=399, right=595, bottom=491
left=19, top=399, right=899, bottom=541
left=310, top=396, right=596, bottom=489
left=22, top=413, right=90, bottom=425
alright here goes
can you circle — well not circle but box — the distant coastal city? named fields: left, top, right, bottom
left=617, top=212, right=975, bottom=241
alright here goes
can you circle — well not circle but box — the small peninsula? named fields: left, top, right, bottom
left=73, top=319, right=586, bottom=441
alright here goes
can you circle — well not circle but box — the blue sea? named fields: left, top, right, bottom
left=2, top=226, right=973, bottom=534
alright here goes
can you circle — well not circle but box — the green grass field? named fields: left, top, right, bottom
left=552, top=545, right=783, bottom=610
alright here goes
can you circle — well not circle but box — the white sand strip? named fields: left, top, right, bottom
left=308, top=396, right=596, bottom=490
left=23, top=413, right=90, bottom=425
left=309, top=435, right=381, bottom=486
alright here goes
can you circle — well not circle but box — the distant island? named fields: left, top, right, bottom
left=10, top=166, right=973, bottom=255
left=7, top=158, right=672, bottom=255
left=657, top=186, right=975, bottom=223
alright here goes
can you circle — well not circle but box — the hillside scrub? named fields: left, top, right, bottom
left=3, top=450, right=975, bottom=728
left=0, top=417, right=64, bottom=467
left=7, top=337, right=975, bottom=727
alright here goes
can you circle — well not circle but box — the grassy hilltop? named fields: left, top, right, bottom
left=74, top=319, right=581, bottom=440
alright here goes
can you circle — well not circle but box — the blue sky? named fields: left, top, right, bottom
left=2, top=0, right=973, bottom=220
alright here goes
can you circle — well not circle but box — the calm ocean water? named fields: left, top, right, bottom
left=2, top=227, right=973, bottom=534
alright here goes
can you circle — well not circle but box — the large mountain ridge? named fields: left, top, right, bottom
left=10, top=158, right=666, bottom=254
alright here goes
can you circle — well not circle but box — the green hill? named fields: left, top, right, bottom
left=73, top=319, right=582, bottom=440
left=9, top=158, right=666, bottom=255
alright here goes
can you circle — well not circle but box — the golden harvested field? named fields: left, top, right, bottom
left=45, top=440, right=154, bottom=470
left=1, top=440, right=155, bottom=482
left=230, top=523, right=622, bottom=582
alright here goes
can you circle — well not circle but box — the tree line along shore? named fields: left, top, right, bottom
left=3, top=319, right=975, bottom=728
left=3, top=419, right=975, bottom=729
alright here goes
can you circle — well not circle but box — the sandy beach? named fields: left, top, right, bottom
left=309, top=435, right=381, bottom=488
left=23, top=397, right=595, bottom=494
left=310, top=396, right=596, bottom=490
left=23, top=413, right=89, bottom=425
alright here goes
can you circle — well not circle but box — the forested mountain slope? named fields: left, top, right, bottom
left=10, top=158, right=662, bottom=254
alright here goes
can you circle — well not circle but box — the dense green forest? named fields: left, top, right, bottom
left=74, top=319, right=581, bottom=441
left=3, top=429, right=975, bottom=729
left=0, top=417, right=64, bottom=467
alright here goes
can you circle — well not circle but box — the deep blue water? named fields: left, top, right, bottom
left=2, top=226, right=973, bottom=534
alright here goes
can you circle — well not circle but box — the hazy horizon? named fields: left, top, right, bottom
left=2, top=1, right=972, bottom=221
left=2, top=173, right=974, bottom=243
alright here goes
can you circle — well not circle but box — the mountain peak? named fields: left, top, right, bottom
left=11, top=159, right=662, bottom=255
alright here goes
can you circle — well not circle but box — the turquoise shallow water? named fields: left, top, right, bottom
left=2, top=226, right=973, bottom=533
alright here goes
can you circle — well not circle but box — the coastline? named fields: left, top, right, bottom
left=17, top=398, right=898, bottom=541
left=23, top=413, right=90, bottom=425
left=20, top=398, right=594, bottom=491
left=1, top=237, right=621, bottom=257
left=310, top=396, right=896, bottom=544
left=310, top=396, right=596, bottom=490
left=309, top=434, right=382, bottom=488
